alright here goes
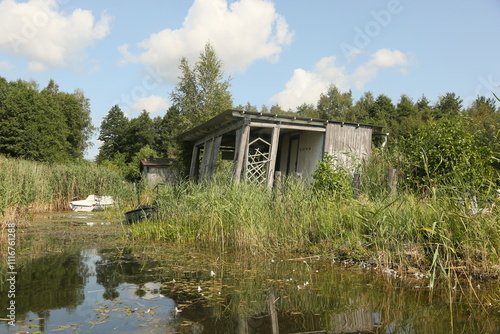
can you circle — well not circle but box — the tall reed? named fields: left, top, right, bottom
left=0, top=156, right=135, bottom=219
left=130, top=167, right=500, bottom=278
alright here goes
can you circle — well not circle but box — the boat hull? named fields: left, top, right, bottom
left=124, top=207, right=157, bottom=224
left=69, top=194, right=114, bottom=212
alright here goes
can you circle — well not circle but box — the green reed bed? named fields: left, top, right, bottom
left=0, top=156, right=135, bottom=218
left=130, top=177, right=500, bottom=277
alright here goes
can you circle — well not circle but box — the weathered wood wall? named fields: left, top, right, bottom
left=324, top=123, right=373, bottom=171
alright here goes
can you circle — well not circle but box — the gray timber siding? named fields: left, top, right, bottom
left=324, top=123, right=373, bottom=171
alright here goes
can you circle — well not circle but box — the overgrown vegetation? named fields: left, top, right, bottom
left=128, top=169, right=498, bottom=278
left=0, top=156, right=135, bottom=218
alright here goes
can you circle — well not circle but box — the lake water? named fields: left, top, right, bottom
left=1, top=212, right=499, bottom=333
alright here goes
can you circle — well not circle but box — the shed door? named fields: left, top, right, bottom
left=287, top=135, right=299, bottom=174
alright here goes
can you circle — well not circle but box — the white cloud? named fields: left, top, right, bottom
left=270, top=48, right=411, bottom=110
left=119, top=0, right=293, bottom=83
left=131, top=95, right=169, bottom=114
left=0, top=60, right=13, bottom=70
left=27, top=60, right=47, bottom=72
left=0, top=0, right=112, bottom=71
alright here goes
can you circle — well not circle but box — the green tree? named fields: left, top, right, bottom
left=234, top=102, right=258, bottom=112
left=269, top=103, right=285, bottom=115
left=123, top=110, right=155, bottom=161
left=0, top=77, right=94, bottom=162
left=170, top=57, right=199, bottom=132
left=296, top=103, right=319, bottom=118
left=391, top=94, right=417, bottom=138
left=167, top=43, right=233, bottom=174
left=41, top=80, right=94, bottom=160
left=351, top=91, right=374, bottom=123
left=317, top=85, right=353, bottom=121
left=415, top=95, right=434, bottom=122
left=96, top=105, right=129, bottom=164
left=124, top=145, right=159, bottom=182
left=196, top=43, right=233, bottom=120
left=434, top=92, right=463, bottom=118
left=368, top=94, right=395, bottom=130
left=467, top=96, right=500, bottom=169
left=169, top=42, right=232, bottom=135
left=0, top=79, right=68, bottom=162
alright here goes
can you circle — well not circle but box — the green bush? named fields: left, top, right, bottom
left=398, top=117, right=495, bottom=192
left=312, top=153, right=352, bottom=199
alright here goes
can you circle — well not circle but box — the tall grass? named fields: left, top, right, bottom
left=130, top=159, right=500, bottom=278
left=0, top=156, right=136, bottom=219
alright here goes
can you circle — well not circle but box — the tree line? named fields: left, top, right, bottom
left=95, top=43, right=500, bottom=188
left=0, top=77, right=94, bottom=163
left=1, top=42, right=498, bottom=189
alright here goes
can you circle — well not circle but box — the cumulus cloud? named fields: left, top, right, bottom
left=270, top=48, right=410, bottom=110
left=131, top=95, right=169, bottom=114
left=120, top=0, right=293, bottom=83
left=0, top=61, right=13, bottom=70
left=0, top=0, right=112, bottom=71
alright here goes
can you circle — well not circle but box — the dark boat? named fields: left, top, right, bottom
left=124, top=207, right=157, bottom=224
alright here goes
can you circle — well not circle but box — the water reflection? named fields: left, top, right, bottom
left=1, top=215, right=500, bottom=333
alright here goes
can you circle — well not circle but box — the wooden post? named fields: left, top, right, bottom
left=387, top=168, right=398, bottom=195
left=200, top=139, right=214, bottom=180
left=233, top=122, right=250, bottom=184
left=207, top=135, right=222, bottom=179
left=274, top=171, right=282, bottom=189
left=353, top=173, right=361, bottom=198
left=189, top=145, right=200, bottom=180
left=268, top=291, right=279, bottom=334
left=266, top=126, right=280, bottom=188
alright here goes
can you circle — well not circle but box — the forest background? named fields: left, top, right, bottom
left=0, top=43, right=499, bottom=191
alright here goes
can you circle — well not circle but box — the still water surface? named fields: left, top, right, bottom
left=1, top=212, right=499, bottom=333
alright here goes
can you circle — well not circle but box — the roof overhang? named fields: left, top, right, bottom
left=177, top=109, right=383, bottom=142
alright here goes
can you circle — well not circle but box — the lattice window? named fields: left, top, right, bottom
left=246, top=137, right=270, bottom=184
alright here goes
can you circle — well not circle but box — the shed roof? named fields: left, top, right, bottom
left=140, top=157, right=176, bottom=167
left=177, top=109, right=383, bottom=142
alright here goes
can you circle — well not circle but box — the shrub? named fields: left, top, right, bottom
left=312, top=153, right=352, bottom=199
left=398, top=117, right=495, bottom=193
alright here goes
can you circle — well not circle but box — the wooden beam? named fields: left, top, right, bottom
left=189, top=145, right=200, bottom=180
left=233, top=122, right=250, bottom=184
left=199, top=139, right=213, bottom=180
left=207, top=135, right=222, bottom=178
left=194, top=119, right=245, bottom=147
left=266, top=126, right=280, bottom=188
left=249, top=121, right=325, bottom=132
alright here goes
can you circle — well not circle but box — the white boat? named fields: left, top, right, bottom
left=69, top=194, right=114, bottom=212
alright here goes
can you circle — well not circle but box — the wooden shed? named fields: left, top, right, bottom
left=177, top=110, right=383, bottom=187
left=140, top=157, right=178, bottom=185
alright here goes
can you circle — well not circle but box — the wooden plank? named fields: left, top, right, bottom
left=249, top=121, right=325, bottom=132
left=233, top=123, right=250, bottom=183
left=324, top=123, right=373, bottom=168
left=199, top=139, right=213, bottom=180
left=194, top=119, right=245, bottom=147
left=353, top=173, right=361, bottom=198
left=189, top=145, right=200, bottom=180
left=266, top=126, right=280, bottom=188
left=207, top=135, right=222, bottom=178
left=387, top=168, right=398, bottom=195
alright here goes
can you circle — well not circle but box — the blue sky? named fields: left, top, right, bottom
left=0, top=0, right=499, bottom=159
